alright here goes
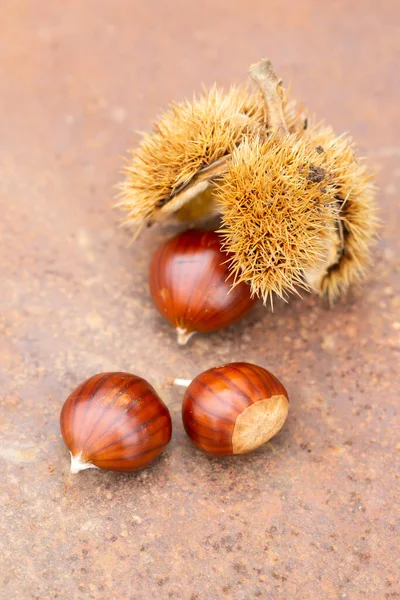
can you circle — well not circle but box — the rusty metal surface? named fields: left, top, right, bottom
left=1, top=1, right=399, bottom=598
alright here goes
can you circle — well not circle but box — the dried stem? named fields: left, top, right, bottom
left=248, top=59, right=289, bottom=136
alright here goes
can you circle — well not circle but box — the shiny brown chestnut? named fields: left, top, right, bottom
left=149, top=230, right=257, bottom=345
left=181, top=362, right=289, bottom=457
left=60, top=372, right=172, bottom=473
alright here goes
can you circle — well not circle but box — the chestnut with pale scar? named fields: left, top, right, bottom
left=181, top=362, right=289, bottom=457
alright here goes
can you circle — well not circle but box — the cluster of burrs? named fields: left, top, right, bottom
left=117, top=59, right=378, bottom=305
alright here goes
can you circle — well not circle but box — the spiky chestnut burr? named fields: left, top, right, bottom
left=216, top=133, right=341, bottom=304
left=216, top=59, right=377, bottom=303
left=302, top=124, right=378, bottom=302
left=117, top=58, right=377, bottom=302
left=116, top=84, right=304, bottom=231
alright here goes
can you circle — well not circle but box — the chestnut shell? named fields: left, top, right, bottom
left=60, top=372, right=172, bottom=472
left=182, top=362, right=289, bottom=457
left=149, top=229, right=257, bottom=344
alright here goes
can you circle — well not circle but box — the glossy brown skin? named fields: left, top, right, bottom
left=149, top=230, right=257, bottom=336
left=182, top=362, right=288, bottom=457
left=60, top=373, right=172, bottom=472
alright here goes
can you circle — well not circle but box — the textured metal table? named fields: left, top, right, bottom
left=1, top=1, right=399, bottom=598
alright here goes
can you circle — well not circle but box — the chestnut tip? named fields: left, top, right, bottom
left=173, top=378, right=192, bottom=387
left=69, top=452, right=98, bottom=475
left=176, top=327, right=196, bottom=346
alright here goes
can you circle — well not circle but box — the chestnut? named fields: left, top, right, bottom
left=149, top=229, right=257, bottom=345
left=60, top=372, right=172, bottom=473
left=181, top=362, right=289, bottom=456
